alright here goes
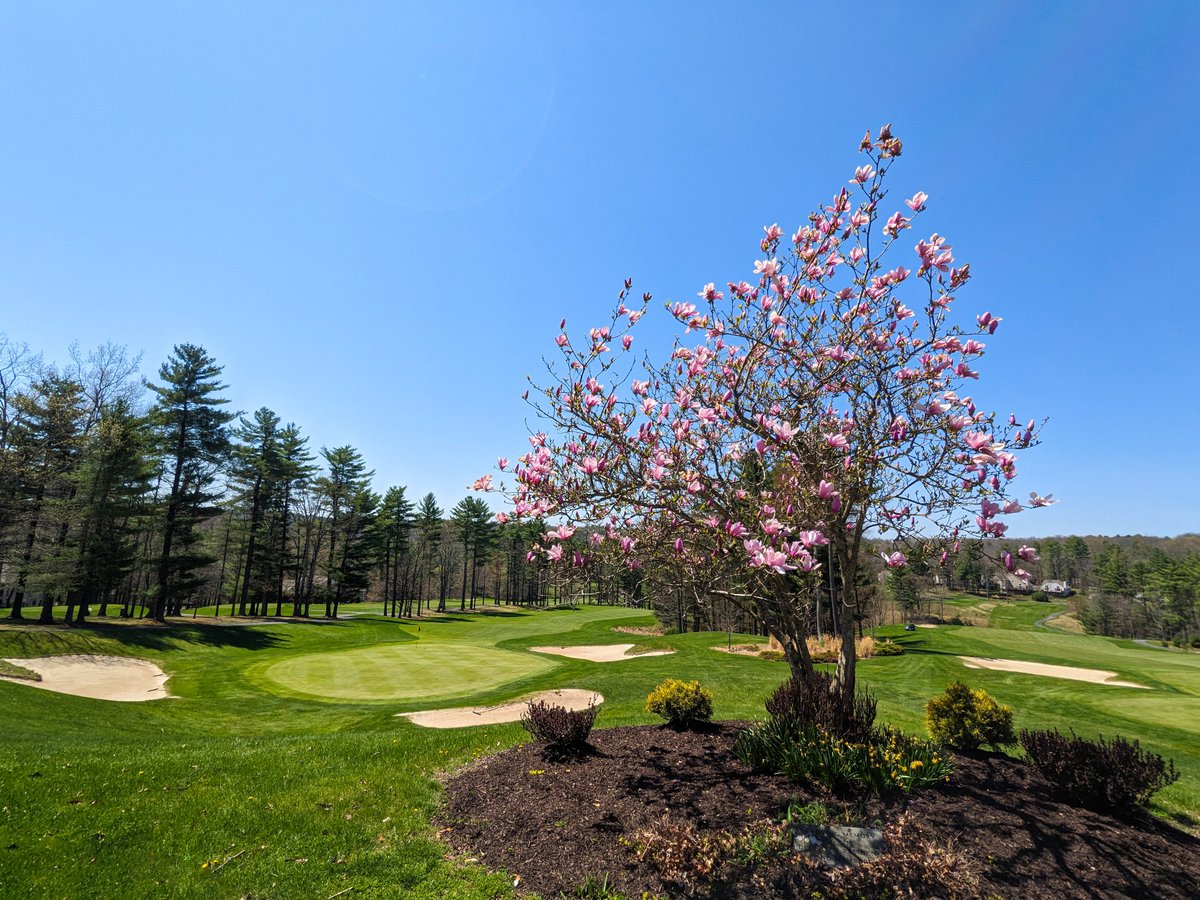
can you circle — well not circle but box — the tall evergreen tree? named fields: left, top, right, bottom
left=230, top=408, right=281, bottom=616
left=273, top=424, right=315, bottom=616
left=66, top=399, right=155, bottom=624
left=378, top=486, right=414, bottom=617
left=146, top=344, right=234, bottom=620
left=314, top=446, right=377, bottom=618
left=6, top=374, right=86, bottom=622
left=414, top=492, right=443, bottom=613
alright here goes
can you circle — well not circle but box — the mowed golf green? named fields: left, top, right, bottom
left=259, top=641, right=558, bottom=702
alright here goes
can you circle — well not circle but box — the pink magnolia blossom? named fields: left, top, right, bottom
left=881, top=551, right=907, bottom=568
left=471, top=475, right=493, bottom=491
left=546, top=544, right=564, bottom=562
left=1029, top=492, right=1057, bottom=507
left=1018, top=545, right=1039, bottom=562
left=905, top=191, right=928, bottom=211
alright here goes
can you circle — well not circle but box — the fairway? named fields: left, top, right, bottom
left=2, top=601, right=1198, bottom=898
left=260, top=640, right=559, bottom=702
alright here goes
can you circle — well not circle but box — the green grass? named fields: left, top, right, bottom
left=1, top=599, right=1198, bottom=898
left=258, top=641, right=559, bottom=702
left=0, top=657, right=41, bottom=680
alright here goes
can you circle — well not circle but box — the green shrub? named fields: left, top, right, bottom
left=645, top=679, right=713, bottom=727
left=766, top=670, right=877, bottom=743
left=872, top=639, right=905, bottom=657
left=1030, top=590, right=1048, bottom=602
left=925, top=682, right=1016, bottom=751
left=735, top=718, right=951, bottom=796
left=521, top=700, right=598, bottom=754
left=757, top=649, right=786, bottom=662
left=1020, top=729, right=1179, bottom=816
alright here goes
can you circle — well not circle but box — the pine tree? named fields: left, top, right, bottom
left=146, top=344, right=234, bottom=620
left=378, top=486, right=414, bottom=616
left=414, top=493, right=443, bottom=613
left=230, top=408, right=281, bottom=617
left=66, top=399, right=155, bottom=624
left=314, top=446, right=377, bottom=617
left=5, top=374, right=86, bottom=622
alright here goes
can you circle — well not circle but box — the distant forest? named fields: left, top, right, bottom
left=0, top=337, right=555, bottom=625
left=1, top=334, right=1197, bottom=647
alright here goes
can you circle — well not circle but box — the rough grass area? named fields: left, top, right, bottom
left=0, top=658, right=41, bottom=680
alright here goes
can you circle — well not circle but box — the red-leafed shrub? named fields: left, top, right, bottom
left=1019, top=728, right=1179, bottom=816
left=521, top=700, right=598, bottom=753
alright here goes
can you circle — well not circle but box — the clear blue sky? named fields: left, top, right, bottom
left=2, top=2, right=1197, bottom=537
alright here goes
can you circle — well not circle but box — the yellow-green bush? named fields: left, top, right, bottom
left=925, top=681, right=1016, bottom=750
left=646, top=679, right=713, bottom=727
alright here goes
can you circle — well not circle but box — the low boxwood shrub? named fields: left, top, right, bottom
left=873, top=638, right=905, bottom=657
left=645, top=679, right=713, bottom=727
left=1019, top=728, right=1179, bottom=815
left=925, top=681, right=1016, bottom=751
left=766, top=670, right=877, bottom=743
left=1030, top=590, right=1049, bottom=602
left=521, top=700, right=598, bottom=752
left=735, top=717, right=951, bottom=796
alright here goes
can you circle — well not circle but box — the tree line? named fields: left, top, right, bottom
left=0, top=336, right=555, bottom=624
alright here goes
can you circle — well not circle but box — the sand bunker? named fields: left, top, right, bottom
left=958, top=656, right=1147, bottom=689
left=528, top=643, right=675, bottom=662
left=397, top=688, right=603, bottom=729
left=0, top=655, right=171, bottom=701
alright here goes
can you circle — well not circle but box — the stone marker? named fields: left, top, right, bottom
left=793, top=824, right=885, bottom=868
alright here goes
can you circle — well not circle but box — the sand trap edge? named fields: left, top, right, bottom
left=0, top=654, right=172, bottom=701
left=528, top=643, right=675, bottom=662
left=958, top=656, right=1148, bottom=689
left=396, top=688, right=603, bottom=729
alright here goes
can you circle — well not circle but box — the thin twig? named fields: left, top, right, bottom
left=212, top=849, right=245, bottom=872
left=327, top=888, right=354, bottom=899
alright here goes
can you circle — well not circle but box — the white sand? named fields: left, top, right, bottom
left=916, top=624, right=938, bottom=629
left=397, top=688, right=604, bottom=729
left=528, top=643, right=675, bottom=662
left=958, top=656, right=1148, bottom=688
left=0, top=655, right=171, bottom=701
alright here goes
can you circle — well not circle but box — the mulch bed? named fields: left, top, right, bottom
left=440, top=723, right=1200, bottom=899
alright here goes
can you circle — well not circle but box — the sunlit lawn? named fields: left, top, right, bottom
left=1, top=597, right=1197, bottom=897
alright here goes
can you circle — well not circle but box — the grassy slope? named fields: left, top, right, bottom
left=1, top=599, right=1197, bottom=898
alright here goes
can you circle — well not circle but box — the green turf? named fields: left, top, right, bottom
left=258, top=641, right=559, bottom=702
left=0, top=598, right=1197, bottom=898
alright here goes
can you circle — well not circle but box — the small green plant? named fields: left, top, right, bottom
left=645, top=679, right=713, bottom=728
left=563, top=874, right=626, bottom=899
left=735, top=718, right=951, bottom=796
left=1030, top=590, right=1048, bottom=602
left=785, top=800, right=831, bottom=826
left=1020, top=728, right=1180, bottom=816
left=925, top=681, right=1016, bottom=751
left=757, top=649, right=786, bottom=662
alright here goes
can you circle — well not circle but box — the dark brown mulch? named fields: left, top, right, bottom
left=440, top=723, right=1200, bottom=899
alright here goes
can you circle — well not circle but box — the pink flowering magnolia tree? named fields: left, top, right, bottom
left=478, top=125, right=1050, bottom=706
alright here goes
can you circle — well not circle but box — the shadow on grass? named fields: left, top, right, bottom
left=0, top=619, right=291, bottom=654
